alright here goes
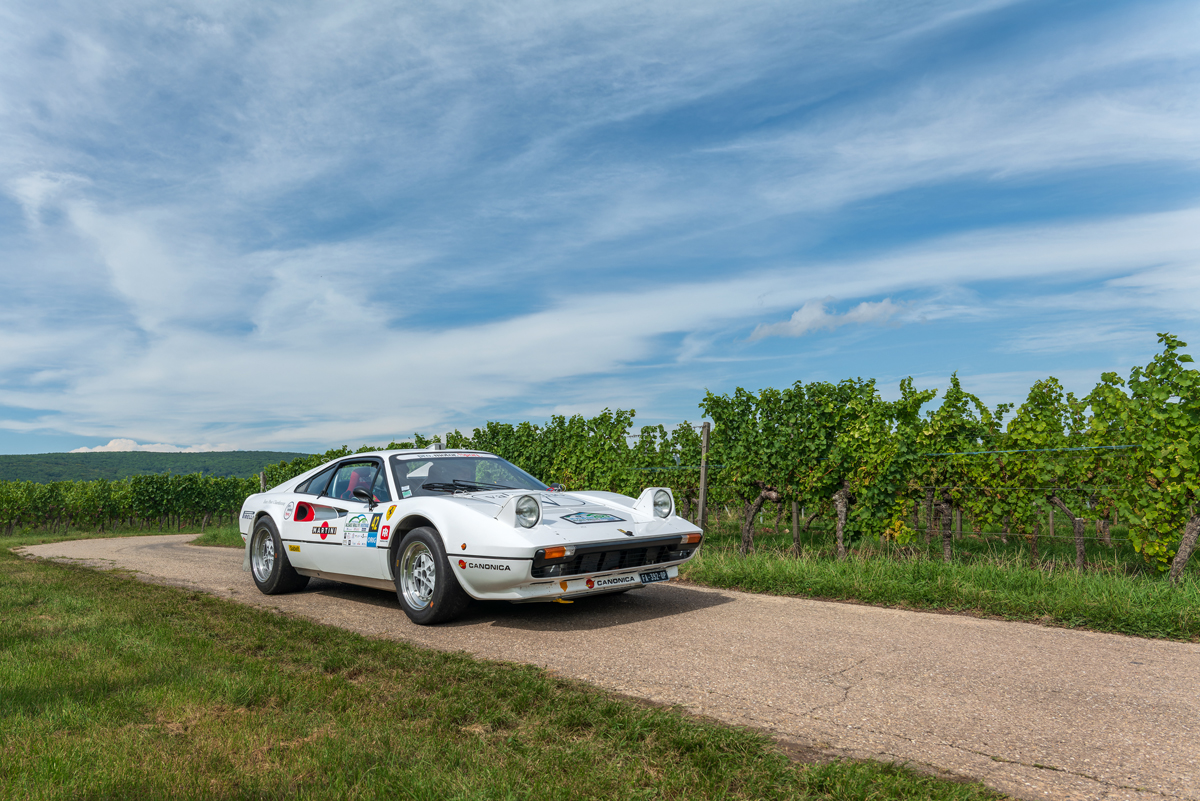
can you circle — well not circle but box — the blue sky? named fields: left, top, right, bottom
left=1, top=0, right=1198, bottom=454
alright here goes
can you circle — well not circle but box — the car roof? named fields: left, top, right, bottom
left=362, top=449, right=498, bottom=459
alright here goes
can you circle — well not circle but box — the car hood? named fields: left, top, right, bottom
left=444, top=488, right=692, bottom=545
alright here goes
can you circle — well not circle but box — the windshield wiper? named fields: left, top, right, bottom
left=422, top=479, right=516, bottom=493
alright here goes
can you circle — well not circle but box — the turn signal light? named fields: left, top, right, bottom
left=680, top=533, right=702, bottom=545
left=543, top=545, right=576, bottom=560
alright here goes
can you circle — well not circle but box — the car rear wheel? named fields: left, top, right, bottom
left=249, top=517, right=309, bottom=595
left=394, top=526, right=471, bottom=624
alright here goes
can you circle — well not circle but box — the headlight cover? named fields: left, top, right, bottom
left=653, top=489, right=672, bottom=518
left=515, top=495, right=540, bottom=528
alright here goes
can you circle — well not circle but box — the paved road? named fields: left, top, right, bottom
left=16, top=535, right=1199, bottom=801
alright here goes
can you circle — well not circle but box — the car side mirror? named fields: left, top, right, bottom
left=353, top=488, right=376, bottom=509
left=548, top=483, right=565, bottom=492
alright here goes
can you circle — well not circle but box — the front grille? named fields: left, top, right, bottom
left=531, top=541, right=697, bottom=579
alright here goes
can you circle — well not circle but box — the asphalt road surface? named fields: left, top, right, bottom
left=16, top=535, right=1199, bottom=801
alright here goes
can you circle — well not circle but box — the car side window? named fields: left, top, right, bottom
left=297, top=464, right=338, bottom=496
left=326, top=460, right=382, bottom=501
left=370, top=467, right=393, bottom=502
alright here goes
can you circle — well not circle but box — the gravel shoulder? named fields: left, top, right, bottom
left=16, top=535, right=1200, bottom=801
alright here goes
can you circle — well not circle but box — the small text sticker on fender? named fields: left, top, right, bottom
left=288, top=544, right=301, bottom=552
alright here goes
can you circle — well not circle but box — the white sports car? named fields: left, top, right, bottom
left=239, top=447, right=704, bottom=624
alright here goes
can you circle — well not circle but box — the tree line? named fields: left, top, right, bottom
left=0, top=451, right=308, bottom=484
left=6, top=335, right=1197, bottom=580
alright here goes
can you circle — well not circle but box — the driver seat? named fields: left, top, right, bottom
left=347, top=468, right=374, bottom=499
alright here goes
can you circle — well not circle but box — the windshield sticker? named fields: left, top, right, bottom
left=401, top=485, right=412, bottom=499
left=395, top=452, right=494, bottom=459
left=562, top=512, right=625, bottom=524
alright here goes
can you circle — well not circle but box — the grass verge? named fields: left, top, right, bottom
left=2, top=531, right=1003, bottom=800
left=682, top=516, right=1200, bottom=641
left=190, top=523, right=246, bottom=548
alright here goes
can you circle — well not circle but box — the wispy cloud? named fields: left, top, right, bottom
left=70, top=438, right=235, bottom=453
left=0, top=0, right=1197, bottom=451
left=749, top=298, right=901, bottom=340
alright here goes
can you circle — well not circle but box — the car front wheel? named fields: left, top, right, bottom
left=249, top=517, right=309, bottom=595
left=393, top=526, right=471, bottom=624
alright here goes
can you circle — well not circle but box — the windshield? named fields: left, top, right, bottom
left=390, top=454, right=548, bottom=497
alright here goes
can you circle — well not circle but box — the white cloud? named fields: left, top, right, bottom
left=750, top=298, right=901, bottom=340
left=70, top=438, right=236, bottom=453
left=0, top=204, right=1190, bottom=447
left=7, top=172, right=88, bottom=227
left=1001, top=322, right=1162, bottom=356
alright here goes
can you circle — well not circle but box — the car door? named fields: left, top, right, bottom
left=319, top=457, right=393, bottom=580
left=278, top=462, right=347, bottom=569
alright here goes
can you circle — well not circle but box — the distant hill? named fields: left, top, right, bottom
left=0, top=451, right=311, bottom=484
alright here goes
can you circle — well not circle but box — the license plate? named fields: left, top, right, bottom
left=639, top=570, right=669, bottom=584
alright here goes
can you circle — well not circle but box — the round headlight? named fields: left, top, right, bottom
left=653, top=489, right=672, bottom=518
left=515, top=495, right=540, bottom=528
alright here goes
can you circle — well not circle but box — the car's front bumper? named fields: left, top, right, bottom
left=507, top=563, right=681, bottom=603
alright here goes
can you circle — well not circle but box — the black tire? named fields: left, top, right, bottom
left=393, top=526, right=472, bottom=624
left=249, top=517, right=309, bottom=595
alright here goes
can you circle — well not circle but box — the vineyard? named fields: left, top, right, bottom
left=3, top=334, right=1197, bottom=581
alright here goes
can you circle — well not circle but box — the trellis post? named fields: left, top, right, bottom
left=698, top=422, right=710, bottom=531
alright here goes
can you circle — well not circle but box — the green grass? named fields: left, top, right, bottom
left=682, top=513, right=1200, bottom=641
left=1, top=527, right=1004, bottom=800
left=190, top=523, right=246, bottom=548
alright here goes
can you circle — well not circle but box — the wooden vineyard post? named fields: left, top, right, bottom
left=833, top=484, right=850, bottom=561
left=697, top=422, right=710, bottom=531
left=791, top=500, right=800, bottom=555
left=939, top=500, right=953, bottom=563
left=260, top=472, right=266, bottom=492
left=924, top=488, right=934, bottom=544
